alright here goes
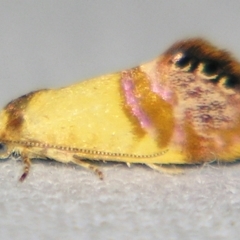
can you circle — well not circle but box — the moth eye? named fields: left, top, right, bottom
left=202, top=61, right=219, bottom=76
left=0, top=143, right=7, bottom=154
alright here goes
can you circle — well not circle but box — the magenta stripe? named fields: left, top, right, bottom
left=121, top=70, right=155, bottom=135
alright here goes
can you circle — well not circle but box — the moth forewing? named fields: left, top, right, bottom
left=1, top=38, right=240, bottom=181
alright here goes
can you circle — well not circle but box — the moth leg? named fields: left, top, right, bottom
left=19, top=154, right=32, bottom=182
left=126, top=162, right=131, bottom=167
left=146, top=163, right=183, bottom=175
left=72, top=155, right=103, bottom=180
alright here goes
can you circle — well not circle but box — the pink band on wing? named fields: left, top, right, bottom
left=121, top=70, right=155, bottom=135
left=140, top=59, right=174, bottom=104
left=151, top=81, right=174, bottom=103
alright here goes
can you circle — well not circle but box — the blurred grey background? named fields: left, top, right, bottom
left=1, top=1, right=240, bottom=239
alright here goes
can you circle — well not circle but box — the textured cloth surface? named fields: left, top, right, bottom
left=1, top=161, right=240, bottom=239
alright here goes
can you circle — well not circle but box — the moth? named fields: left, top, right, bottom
left=0, top=38, right=240, bottom=181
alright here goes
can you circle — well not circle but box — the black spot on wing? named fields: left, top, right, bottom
left=166, top=38, right=240, bottom=90
left=202, top=61, right=219, bottom=76
left=175, top=55, right=191, bottom=68
left=223, top=75, right=238, bottom=88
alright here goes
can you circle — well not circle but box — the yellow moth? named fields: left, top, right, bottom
left=1, top=38, right=240, bottom=181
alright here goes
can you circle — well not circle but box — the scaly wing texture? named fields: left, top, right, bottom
left=1, top=38, right=240, bottom=166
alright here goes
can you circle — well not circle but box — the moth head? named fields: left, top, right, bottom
left=0, top=109, right=18, bottom=159
left=0, top=142, right=11, bottom=159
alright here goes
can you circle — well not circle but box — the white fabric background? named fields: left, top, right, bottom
left=0, top=1, right=240, bottom=239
